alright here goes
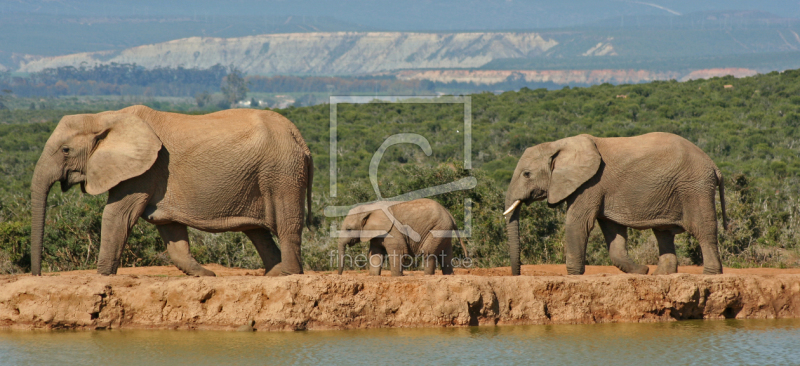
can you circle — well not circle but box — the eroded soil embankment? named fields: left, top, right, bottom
left=1, top=265, right=799, bottom=331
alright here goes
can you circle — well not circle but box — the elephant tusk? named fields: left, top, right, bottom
left=503, top=200, right=521, bottom=216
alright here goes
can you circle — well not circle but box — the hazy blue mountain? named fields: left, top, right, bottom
left=2, top=1, right=799, bottom=74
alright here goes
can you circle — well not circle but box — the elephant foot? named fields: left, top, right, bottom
left=179, top=264, right=216, bottom=277
left=702, top=266, right=723, bottom=275
left=653, top=254, right=678, bottom=275
left=264, top=263, right=283, bottom=277
left=97, top=261, right=120, bottom=275
left=629, top=264, right=650, bottom=275
left=566, top=266, right=585, bottom=275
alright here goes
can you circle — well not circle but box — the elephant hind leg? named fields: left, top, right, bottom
left=157, top=223, right=216, bottom=277
left=418, top=236, right=439, bottom=275
left=597, top=219, right=649, bottom=275
left=245, top=229, right=283, bottom=276
left=652, top=229, right=678, bottom=275
left=438, top=244, right=454, bottom=275
left=689, top=223, right=723, bottom=275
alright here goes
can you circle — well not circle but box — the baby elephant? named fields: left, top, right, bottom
left=337, top=198, right=467, bottom=276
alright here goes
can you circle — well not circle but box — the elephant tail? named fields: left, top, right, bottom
left=305, top=152, right=314, bottom=227
left=715, top=168, right=728, bottom=231
left=285, top=121, right=313, bottom=228
left=449, top=212, right=469, bottom=259
left=456, top=231, right=469, bottom=260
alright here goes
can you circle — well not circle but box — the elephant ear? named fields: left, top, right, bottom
left=85, top=113, right=162, bottom=195
left=360, top=208, right=394, bottom=242
left=547, top=134, right=602, bottom=204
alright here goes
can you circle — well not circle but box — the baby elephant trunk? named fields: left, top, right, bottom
left=337, top=239, right=346, bottom=275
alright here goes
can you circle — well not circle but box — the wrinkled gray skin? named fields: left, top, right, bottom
left=337, top=198, right=467, bottom=276
left=505, top=132, right=726, bottom=276
left=30, top=105, right=313, bottom=276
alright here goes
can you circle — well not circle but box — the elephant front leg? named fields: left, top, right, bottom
left=385, top=242, right=406, bottom=277
left=652, top=229, right=678, bottom=275
left=245, top=229, right=282, bottom=276
left=563, top=211, right=597, bottom=275
left=598, top=219, right=649, bottom=275
left=368, top=242, right=386, bottom=276
left=157, top=223, right=216, bottom=277
left=96, top=192, right=149, bottom=275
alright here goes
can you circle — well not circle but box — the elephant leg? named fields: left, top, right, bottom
left=244, top=229, right=282, bottom=276
left=385, top=241, right=405, bottom=277
left=96, top=192, right=149, bottom=275
left=438, top=243, right=454, bottom=275
left=598, top=219, right=649, bottom=275
left=276, top=226, right=304, bottom=275
left=563, top=210, right=597, bottom=275
left=418, top=236, right=439, bottom=275
left=652, top=229, right=678, bottom=275
left=691, top=223, right=723, bottom=275
left=368, top=243, right=386, bottom=276
left=157, top=223, right=216, bottom=277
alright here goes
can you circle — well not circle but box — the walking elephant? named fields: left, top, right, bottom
left=30, top=105, right=313, bottom=276
left=504, top=132, right=726, bottom=276
left=337, top=198, right=468, bottom=276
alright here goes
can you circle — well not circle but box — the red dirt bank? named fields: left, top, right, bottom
left=1, top=265, right=799, bottom=331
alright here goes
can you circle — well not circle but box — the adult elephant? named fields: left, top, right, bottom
left=30, top=105, right=313, bottom=276
left=504, top=132, right=726, bottom=276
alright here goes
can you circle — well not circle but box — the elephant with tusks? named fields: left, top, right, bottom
left=504, top=132, right=726, bottom=276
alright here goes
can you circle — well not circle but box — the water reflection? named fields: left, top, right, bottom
left=1, top=319, right=798, bottom=365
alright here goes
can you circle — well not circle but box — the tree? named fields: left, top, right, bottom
left=220, top=65, right=248, bottom=108
left=195, top=91, right=212, bottom=107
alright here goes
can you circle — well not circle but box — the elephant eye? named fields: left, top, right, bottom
left=523, top=171, right=531, bottom=178
left=61, top=147, right=70, bottom=154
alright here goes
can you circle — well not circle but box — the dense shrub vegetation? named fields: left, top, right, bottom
left=1, top=64, right=558, bottom=102
left=1, top=70, right=800, bottom=273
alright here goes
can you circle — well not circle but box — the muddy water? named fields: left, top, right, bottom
left=1, top=319, right=799, bottom=365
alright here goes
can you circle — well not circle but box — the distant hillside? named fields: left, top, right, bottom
left=6, top=10, right=800, bottom=88
left=10, top=11, right=800, bottom=78
left=0, top=14, right=367, bottom=70
left=16, top=32, right=559, bottom=75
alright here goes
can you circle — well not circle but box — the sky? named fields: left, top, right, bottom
left=2, top=0, right=799, bottom=30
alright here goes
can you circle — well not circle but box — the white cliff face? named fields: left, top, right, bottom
left=17, top=32, right=559, bottom=75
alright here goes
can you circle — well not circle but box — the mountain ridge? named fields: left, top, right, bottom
left=16, top=32, right=559, bottom=75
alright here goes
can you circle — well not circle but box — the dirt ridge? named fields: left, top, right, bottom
left=2, top=269, right=799, bottom=331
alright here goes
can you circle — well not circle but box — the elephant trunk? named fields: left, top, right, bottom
left=337, top=239, right=347, bottom=275
left=30, top=158, right=59, bottom=275
left=506, top=205, right=521, bottom=276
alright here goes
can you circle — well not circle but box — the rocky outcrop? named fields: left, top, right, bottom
left=16, top=32, right=558, bottom=75
left=680, top=68, right=758, bottom=81
left=1, top=269, right=798, bottom=331
left=395, top=69, right=684, bottom=85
